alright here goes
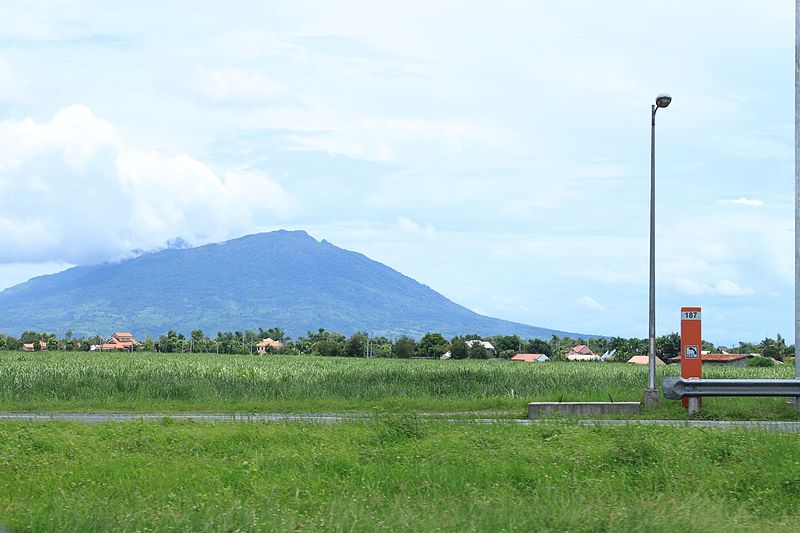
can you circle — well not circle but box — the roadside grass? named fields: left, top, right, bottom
left=0, top=420, right=799, bottom=532
left=0, top=351, right=796, bottom=419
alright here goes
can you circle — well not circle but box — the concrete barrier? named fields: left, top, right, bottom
left=527, top=402, right=641, bottom=419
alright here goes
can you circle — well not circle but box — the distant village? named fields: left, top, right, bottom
left=0, top=328, right=789, bottom=367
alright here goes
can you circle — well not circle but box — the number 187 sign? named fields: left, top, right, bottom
left=680, top=306, right=702, bottom=408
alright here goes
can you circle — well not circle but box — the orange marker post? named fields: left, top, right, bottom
left=680, top=306, right=702, bottom=409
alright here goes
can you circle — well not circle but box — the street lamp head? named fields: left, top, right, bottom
left=655, top=94, right=672, bottom=108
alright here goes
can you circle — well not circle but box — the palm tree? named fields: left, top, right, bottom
left=776, top=333, right=787, bottom=361
left=759, top=337, right=779, bottom=359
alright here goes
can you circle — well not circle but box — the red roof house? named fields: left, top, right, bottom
left=510, top=353, right=549, bottom=363
left=567, top=345, right=594, bottom=355
left=627, top=355, right=665, bottom=365
left=565, top=344, right=599, bottom=361
left=21, top=340, right=48, bottom=352
left=256, top=338, right=284, bottom=354
left=99, top=332, right=142, bottom=351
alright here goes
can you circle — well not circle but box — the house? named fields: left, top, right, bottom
left=627, top=355, right=665, bottom=365
left=98, top=332, right=142, bottom=351
left=510, top=353, right=549, bottom=363
left=256, top=338, right=284, bottom=354
left=441, top=340, right=496, bottom=360
left=565, top=344, right=599, bottom=361
left=669, top=353, right=751, bottom=367
left=467, top=340, right=495, bottom=357
left=21, top=340, right=48, bottom=352
left=467, top=340, right=495, bottom=351
left=566, top=344, right=595, bottom=356
left=599, top=349, right=617, bottom=361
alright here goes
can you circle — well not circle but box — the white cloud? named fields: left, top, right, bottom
left=0, top=56, right=28, bottom=103
left=720, top=197, right=765, bottom=206
left=189, top=67, right=292, bottom=105
left=674, top=278, right=755, bottom=296
left=0, top=105, right=293, bottom=264
left=577, top=296, right=604, bottom=312
left=278, top=110, right=509, bottom=163
left=657, top=209, right=793, bottom=285
left=392, top=216, right=434, bottom=236
left=210, top=30, right=309, bottom=61
left=705, top=132, right=792, bottom=161
left=714, top=279, right=756, bottom=296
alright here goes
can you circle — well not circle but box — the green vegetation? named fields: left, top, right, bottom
left=1, top=420, right=799, bottom=532
left=2, top=327, right=795, bottom=364
left=2, top=351, right=798, bottom=530
left=1, top=351, right=797, bottom=418
left=747, top=355, right=776, bottom=367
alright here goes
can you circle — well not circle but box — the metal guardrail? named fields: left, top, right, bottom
left=663, top=377, right=800, bottom=400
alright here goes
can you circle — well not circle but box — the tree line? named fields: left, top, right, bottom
left=0, top=328, right=794, bottom=362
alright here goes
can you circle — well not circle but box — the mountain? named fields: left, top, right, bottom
left=0, top=230, right=597, bottom=340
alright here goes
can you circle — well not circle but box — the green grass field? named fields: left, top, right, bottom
left=0, top=351, right=797, bottom=419
left=3, top=352, right=800, bottom=531
left=1, top=420, right=799, bottom=532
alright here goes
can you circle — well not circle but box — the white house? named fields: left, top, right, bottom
left=565, top=344, right=600, bottom=361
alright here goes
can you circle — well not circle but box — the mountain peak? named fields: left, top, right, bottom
left=0, top=230, right=594, bottom=340
left=228, top=229, right=316, bottom=243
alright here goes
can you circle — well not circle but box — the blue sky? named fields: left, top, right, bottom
left=0, top=1, right=794, bottom=345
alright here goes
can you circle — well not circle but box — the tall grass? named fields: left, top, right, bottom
left=0, top=351, right=794, bottom=416
left=0, top=420, right=799, bottom=531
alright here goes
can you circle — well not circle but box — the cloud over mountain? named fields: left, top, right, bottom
left=0, top=106, right=292, bottom=264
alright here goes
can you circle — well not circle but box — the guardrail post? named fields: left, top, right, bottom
left=687, top=396, right=701, bottom=415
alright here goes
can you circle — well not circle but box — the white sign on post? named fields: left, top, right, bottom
left=684, top=345, right=699, bottom=359
left=681, top=311, right=701, bottom=320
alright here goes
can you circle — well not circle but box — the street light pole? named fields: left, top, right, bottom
left=645, top=94, right=672, bottom=408
left=794, top=0, right=799, bottom=404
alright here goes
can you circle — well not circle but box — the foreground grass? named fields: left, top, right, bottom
left=0, top=420, right=799, bottom=531
left=0, top=351, right=796, bottom=419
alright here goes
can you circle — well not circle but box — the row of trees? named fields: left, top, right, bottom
left=728, top=334, right=794, bottom=361
left=0, top=330, right=99, bottom=352
left=152, top=327, right=288, bottom=354
left=0, top=328, right=794, bottom=362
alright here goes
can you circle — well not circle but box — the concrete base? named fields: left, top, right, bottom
left=687, top=397, right=701, bottom=415
left=527, top=402, right=641, bottom=419
left=643, top=389, right=660, bottom=408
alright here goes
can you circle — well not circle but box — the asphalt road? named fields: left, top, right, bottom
left=1, top=412, right=800, bottom=431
